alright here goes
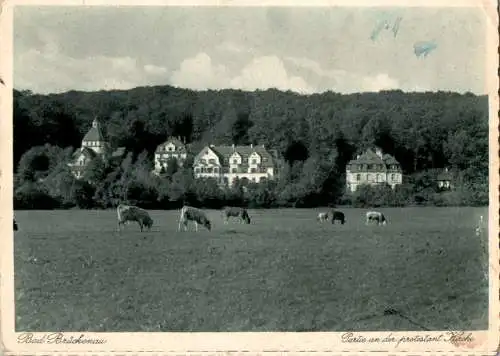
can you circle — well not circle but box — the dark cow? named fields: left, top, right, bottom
left=331, top=210, right=346, bottom=225
left=222, top=207, right=251, bottom=224
left=178, top=205, right=212, bottom=232
left=117, top=204, right=154, bottom=232
left=366, top=211, right=387, bottom=226
left=13, top=219, right=18, bottom=231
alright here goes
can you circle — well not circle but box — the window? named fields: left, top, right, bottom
left=252, top=159, right=257, bottom=164
left=251, top=178, right=256, bottom=182
left=209, top=159, right=215, bottom=164
left=207, top=167, right=213, bottom=173
left=195, top=168, right=200, bottom=173
left=213, top=167, right=219, bottom=173
left=391, top=174, right=396, bottom=181
left=367, top=174, right=372, bottom=182
left=259, top=177, right=267, bottom=183
left=356, top=174, right=361, bottom=181
left=232, top=168, right=237, bottom=173
left=367, top=164, right=372, bottom=170
left=233, top=159, right=238, bottom=164
left=251, top=168, right=257, bottom=173
left=201, top=167, right=206, bottom=173
left=377, top=174, right=382, bottom=182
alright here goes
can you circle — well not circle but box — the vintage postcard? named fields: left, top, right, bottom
left=1, top=0, right=499, bottom=354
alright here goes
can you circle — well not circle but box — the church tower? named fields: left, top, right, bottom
left=81, top=117, right=107, bottom=155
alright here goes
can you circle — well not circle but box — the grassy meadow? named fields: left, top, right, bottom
left=14, top=207, right=489, bottom=332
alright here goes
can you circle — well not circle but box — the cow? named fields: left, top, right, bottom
left=222, top=207, right=251, bottom=224
left=117, top=204, right=154, bottom=232
left=366, top=211, right=387, bottom=226
left=178, top=205, right=212, bottom=232
left=317, top=212, right=329, bottom=222
left=13, top=219, right=18, bottom=231
left=331, top=210, right=346, bottom=225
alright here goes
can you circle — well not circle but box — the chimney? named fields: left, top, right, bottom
left=232, top=144, right=235, bottom=150
left=375, top=147, right=383, bottom=159
left=356, top=155, right=360, bottom=159
left=250, top=144, right=253, bottom=148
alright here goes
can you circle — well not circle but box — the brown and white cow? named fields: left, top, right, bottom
left=366, top=211, right=387, bottom=226
left=117, top=204, right=154, bottom=232
left=178, top=205, right=212, bottom=232
left=317, top=212, right=329, bottom=222
left=222, top=207, right=251, bottom=224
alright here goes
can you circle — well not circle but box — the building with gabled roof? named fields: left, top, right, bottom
left=67, top=117, right=126, bottom=179
left=346, top=147, right=402, bottom=192
left=436, top=167, right=454, bottom=190
left=153, top=137, right=188, bottom=175
left=193, top=144, right=278, bottom=186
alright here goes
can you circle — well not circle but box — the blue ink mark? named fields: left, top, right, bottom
left=370, top=20, right=390, bottom=41
left=413, top=41, right=438, bottom=58
left=370, top=15, right=403, bottom=41
left=392, top=16, right=402, bottom=38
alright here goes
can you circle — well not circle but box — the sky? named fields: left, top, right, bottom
left=13, top=6, right=489, bottom=95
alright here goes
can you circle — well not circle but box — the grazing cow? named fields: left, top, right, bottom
left=13, top=219, right=18, bottom=231
left=117, top=204, right=153, bottom=232
left=366, top=211, right=387, bottom=226
left=331, top=210, right=346, bottom=225
left=317, top=212, right=329, bottom=222
left=178, top=205, right=212, bottom=232
left=222, top=207, right=251, bottom=224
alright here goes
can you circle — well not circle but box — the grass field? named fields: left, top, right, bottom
left=14, top=207, right=489, bottom=332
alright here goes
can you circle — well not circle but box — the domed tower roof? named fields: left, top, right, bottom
left=83, top=117, right=106, bottom=142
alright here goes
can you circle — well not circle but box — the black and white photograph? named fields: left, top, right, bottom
left=1, top=0, right=499, bottom=354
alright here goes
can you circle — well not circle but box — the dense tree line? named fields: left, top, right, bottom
left=13, top=86, right=489, bottom=209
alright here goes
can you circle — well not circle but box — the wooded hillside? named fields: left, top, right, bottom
left=13, top=87, right=489, bottom=209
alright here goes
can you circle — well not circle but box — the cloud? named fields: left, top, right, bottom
left=14, top=37, right=170, bottom=94
left=285, top=56, right=400, bottom=93
left=171, top=53, right=314, bottom=94
left=144, top=64, right=168, bottom=75
left=216, top=41, right=254, bottom=55
left=362, top=73, right=400, bottom=92
left=170, top=52, right=230, bottom=90
left=231, top=56, right=314, bottom=94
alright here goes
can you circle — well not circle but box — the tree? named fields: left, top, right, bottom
left=165, top=157, right=179, bottom=177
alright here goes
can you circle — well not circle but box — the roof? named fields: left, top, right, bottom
left=111, top=147, right=126, bottom=158
left=437, top=169, right=453, bottom=181
left=197, top=144, right=275, bottom=169
left=72, top=147, right=97, bottom=159
left=155, top=137, right=187, bottom=153
left=83, top=118, right=106, bottom=142
left=347, top=148, right=402, bottom=172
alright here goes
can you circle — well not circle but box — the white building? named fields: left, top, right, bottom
left=67, top=117, right=125, bottom=179
left=153, top=137, right=188, bottom=175
left=345, top=147, right=403, bottom=192
left=193, top=144, right=277, bottom=186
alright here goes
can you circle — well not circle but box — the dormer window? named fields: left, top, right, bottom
left=233, top=159, right=238, bottom=164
